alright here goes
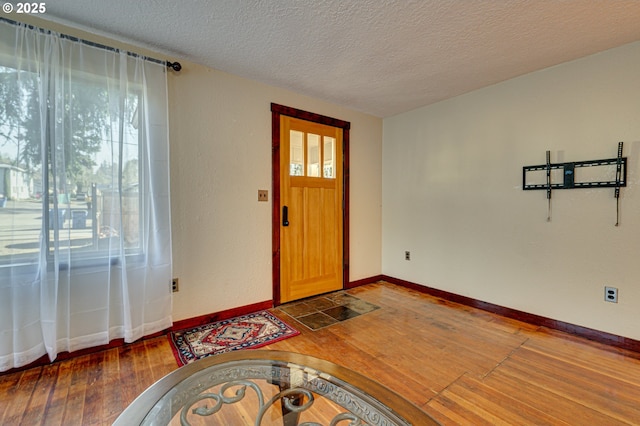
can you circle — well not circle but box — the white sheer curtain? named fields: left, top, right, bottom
left=0, top=19, right=172, bottom=372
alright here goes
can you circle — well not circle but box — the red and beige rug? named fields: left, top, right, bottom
left=168, top=310, right=300, bottom=366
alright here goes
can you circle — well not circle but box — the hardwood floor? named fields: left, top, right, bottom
left=2, top=281, right=640, bottom=425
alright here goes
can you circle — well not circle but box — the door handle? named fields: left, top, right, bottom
left=282, top=205, right=289, bottom=227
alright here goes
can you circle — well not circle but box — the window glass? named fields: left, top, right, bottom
left=323, top=136, right=335, bottom=178
left=307, top=133, right=320, bottom=177
left=289, top=130, right=304, bottom=176
left=0, top=66, right=142, bottom=265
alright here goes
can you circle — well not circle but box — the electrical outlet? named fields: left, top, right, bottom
left=258, top=190, right=268, bottom=202
left=172, top=278, right=179, bottom=292
left=604, top=286, right=617, bottom=303
left=405, top=251, right=411, bottom=261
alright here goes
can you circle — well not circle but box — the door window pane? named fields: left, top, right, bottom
left=323, top=136, right=335, bottom=178
left=289, top=130, right=304, bottom=176
left=307, top=133, right=320, bottom=177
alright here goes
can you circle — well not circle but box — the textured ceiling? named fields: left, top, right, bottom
left=34, top=0, right=640, bottom=117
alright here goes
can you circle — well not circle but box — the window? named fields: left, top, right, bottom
left=288, top=131, right=336, bottom=180
left=0, top=65, right=143, bottom=266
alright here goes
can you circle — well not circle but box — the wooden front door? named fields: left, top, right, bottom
left=278, top=114, right=344, bottom=303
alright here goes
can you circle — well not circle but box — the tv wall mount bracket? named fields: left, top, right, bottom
left=522, top=142, right=626, bottom=226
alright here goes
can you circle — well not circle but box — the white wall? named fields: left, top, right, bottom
left=383, top=41, right=640, bottom=340
left=169, top=64, right=382, bottom=321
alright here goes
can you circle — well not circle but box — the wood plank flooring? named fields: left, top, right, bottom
left=2, top=281, right=640, bottom=425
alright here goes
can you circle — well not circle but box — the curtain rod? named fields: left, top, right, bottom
left=0, top=16, right=182, bottom=72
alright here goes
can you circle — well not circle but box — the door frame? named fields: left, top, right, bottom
left=271, top=103, right=350, bottom=306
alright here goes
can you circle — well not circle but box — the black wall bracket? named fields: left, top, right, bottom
left=523, top=149, right=626, bottom=190
left=523, top=142, right=626, bottom=225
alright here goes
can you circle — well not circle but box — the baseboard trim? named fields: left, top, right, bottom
left=346, top=274, right=384, bottom=289
left=382, top=275, right=640, bottom=354
left=171, top=300, right=273, bottom=331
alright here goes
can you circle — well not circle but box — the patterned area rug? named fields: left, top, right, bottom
left=168, top=311, right=300, bottom=366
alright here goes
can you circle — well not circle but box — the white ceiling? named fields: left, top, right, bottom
left=38, top=0, right=640, bottom=117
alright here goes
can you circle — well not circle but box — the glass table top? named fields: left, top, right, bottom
left=114, top=350, right=440, bottom=425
